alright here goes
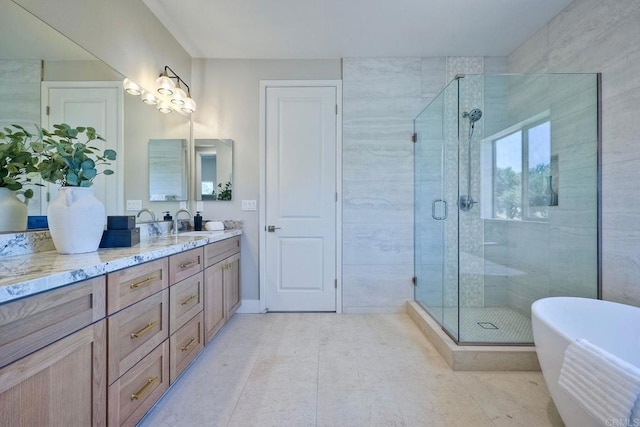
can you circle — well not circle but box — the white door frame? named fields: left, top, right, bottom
left=259, top=80, right=343, bottom=313
left=41, top=81, right=125, bottom=215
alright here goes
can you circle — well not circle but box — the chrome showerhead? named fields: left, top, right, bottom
left=462, top=108, right=483, bottom=123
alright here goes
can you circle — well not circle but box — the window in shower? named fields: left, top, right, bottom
left=492, top=120, right=552, bottom=220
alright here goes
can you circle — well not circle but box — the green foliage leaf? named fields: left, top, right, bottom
left=103, top=169, right=114, bottom=175
left=103, top=149, right=117, bottom=160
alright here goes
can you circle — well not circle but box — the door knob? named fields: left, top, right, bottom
left=267, top=225, right=281, bottom=232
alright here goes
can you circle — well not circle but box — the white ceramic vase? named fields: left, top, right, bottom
left=47, top=187, right=105, bottom=254
left=0, top=187, right=28, bottom=232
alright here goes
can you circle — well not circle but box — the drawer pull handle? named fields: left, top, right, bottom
left=180, top=336, right=196, bottom=352
left=131, top=376, right=159, bottom=401
left=180, top=294, right=198, bottom=306
left=130, top=276, right=155, bottom=289
left=180, top=260, right=198, bottom=269
left=130, top=320, right=158, bottom=339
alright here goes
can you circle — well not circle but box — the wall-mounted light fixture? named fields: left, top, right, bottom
left=122, top=67, right=196, bottom=115
left=155, top=65, right=197, bottom=113
left=123, top=78, right=142, bottom=96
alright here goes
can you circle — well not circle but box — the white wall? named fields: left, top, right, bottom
left=508, top=0, right=640, bottom=306
left=190, top=59, right=342, bottom=300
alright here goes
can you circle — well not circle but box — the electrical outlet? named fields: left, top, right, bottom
left=196, top=201, right=204, bottom=211
left=126, top=200, right=142, bottom=211
left=241, top=200, right=257, bottom=211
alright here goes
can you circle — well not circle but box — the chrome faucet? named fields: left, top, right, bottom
left=173, top=209, right=191, bottom=234
left=136, top=208, right=156, bottom=222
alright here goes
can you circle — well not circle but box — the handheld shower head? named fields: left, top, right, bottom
left=462, top=108, right=483, bottom=123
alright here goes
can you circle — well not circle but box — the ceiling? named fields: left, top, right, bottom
left=143, top=0, right=572, bottom=59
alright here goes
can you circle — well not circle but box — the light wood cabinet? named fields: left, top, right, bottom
left=169, top=271, right=204, bottom=335
left=106, top=258, right=168, bottom=315
left=0, top=234, right=240, bottom=427
left=169, top=247, right=204, bottom=284
left=203, top=238, right=241, bottom=343
left=203, top=260, right=225, bottom=343
left=0, top=320, right=107, bottom=426
left=224, top=253, right=241, bottom=318
left=169, top=311, right=204, bottom=383
left=0, top=276, right=105, bottom=369
left=107, top=288, right=169, bottom=385
left=108, top=340, right=169, bottom=427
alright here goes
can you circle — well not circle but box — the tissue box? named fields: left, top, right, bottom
left=107, top=215, right=136, bottom=230
left=100, top=228, right=140, bottom=248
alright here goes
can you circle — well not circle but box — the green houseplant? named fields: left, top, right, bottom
left=0, top=124, right=40, bottom=198
left=34, top=123, right=117, bottom=254
left=0, top=125, right=40, bottom=231
left=35, top=123, right=116, bottom=187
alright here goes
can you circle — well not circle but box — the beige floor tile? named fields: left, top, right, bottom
left=454, top=371, right=564, bottom=426
left=141, top=313, right=562, bottom=427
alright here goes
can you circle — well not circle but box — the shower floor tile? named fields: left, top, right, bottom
left=425, top=306, right=534, bottom=343
left=140, top=312, right=560, bottom=427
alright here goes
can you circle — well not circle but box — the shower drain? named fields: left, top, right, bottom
left=477, top=322, right=499, bottom=329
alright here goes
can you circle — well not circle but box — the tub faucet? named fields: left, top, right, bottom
left=173, top=209, right=191, bottom=234
left=136, top=208, right=156, bottom=222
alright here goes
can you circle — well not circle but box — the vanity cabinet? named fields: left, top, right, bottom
left=0, top=233, right=240, bottom=427
left=0, top=277, right=107, bottom=426
left=167, top=247, right=205, bottom=383
left=106, top=259, right=171, bottom=426
left=203, top=236, right=241, bottom=343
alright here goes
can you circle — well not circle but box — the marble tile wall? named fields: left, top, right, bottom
left=342, top=57, right=505, bottom=313
left=508, top=0, right=640, bottom=306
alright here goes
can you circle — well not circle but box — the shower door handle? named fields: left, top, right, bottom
left=431, top=199, right=448, bottom=220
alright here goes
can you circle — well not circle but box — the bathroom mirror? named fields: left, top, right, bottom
left=0, top=0, right=191, bottom=231
left=194, top=139, right=233, bottom=201
left=149, top=139, right=188, bottom=201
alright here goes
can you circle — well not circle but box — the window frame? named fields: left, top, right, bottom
left=489, top=116, right=551, bottom=222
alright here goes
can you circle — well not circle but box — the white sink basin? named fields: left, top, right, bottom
left=178, top=231, right=224, bottom=237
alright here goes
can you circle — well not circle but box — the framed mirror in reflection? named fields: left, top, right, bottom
left=149, top=139, right=188, bottom=202
left=195, top=139, right=233, bottom=201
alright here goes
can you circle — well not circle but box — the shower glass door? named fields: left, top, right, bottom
left=414, top=80, right=460, bottom=340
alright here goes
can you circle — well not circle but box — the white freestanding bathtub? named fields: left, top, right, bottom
left=532, top=297, right=640, bottom=427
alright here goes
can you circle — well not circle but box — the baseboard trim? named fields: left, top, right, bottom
left=235, top=299, right=261, bottom=314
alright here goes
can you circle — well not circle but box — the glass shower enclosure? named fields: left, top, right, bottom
left=414, top=73, right=600, bottom=344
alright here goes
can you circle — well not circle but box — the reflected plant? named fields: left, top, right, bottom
left=34, top=123, right=117, bottom=187
left=217, top=181, right=232, bottom=200
left=0, top=124, right=41, bottom=198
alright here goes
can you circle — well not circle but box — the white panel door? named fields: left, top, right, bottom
left=42, top=84, right=122, bottom=218
left=265, top=86, right=337, bottom=311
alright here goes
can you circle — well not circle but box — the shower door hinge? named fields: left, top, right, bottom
left=334, top=279, right=337, bottom=289
left=335, top=104, right=338, bottom=115
left=46, top=106, right=50, bottom=116
left=412, top=276, right=417, bottom=286
left=412, top=132, right=417, bottom=143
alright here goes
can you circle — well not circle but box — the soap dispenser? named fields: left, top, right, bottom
left=163, top=211, right=172, bottom=221
left=194, top=211, right=203, bottom=231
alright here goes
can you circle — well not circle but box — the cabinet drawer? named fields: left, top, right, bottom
left=169, top=247, right=204, bottom=284
left=107, top=258, right=168, bottom=315
left=0, top=276, right=105, bottom=369
left=169, top=271, right=204, bottom=334
left=108, top=340, right=169, bottom=427
left=170, top=311, right=203, bottom=383
left=108, top=289, right=168, bottom=384
left=204, top=236, right=240, bottom=268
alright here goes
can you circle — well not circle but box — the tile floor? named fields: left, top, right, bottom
left=139, top=313, right=563, bottom=426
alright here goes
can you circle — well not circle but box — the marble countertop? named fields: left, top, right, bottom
left=0, top=229, right=242, bottom=305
